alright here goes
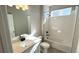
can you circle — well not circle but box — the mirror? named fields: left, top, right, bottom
left=7, top=5, right=31, bottom=40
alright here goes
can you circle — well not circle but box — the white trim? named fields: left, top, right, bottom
left=71, top=6, right=79, bottom=52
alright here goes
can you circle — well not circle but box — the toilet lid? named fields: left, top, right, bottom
left=40, top=42, right=50, bottom=48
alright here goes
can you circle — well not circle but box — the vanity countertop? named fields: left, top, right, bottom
left=12, top=40, right=34, bottom=53
left=12, top=34, right=42, bottom=53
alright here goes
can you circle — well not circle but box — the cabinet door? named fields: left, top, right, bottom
left=24, top=43, right=40, bottom=53
left=34, top=44, right=40, bottom=53
left=23, top=47, right=32, bottom=53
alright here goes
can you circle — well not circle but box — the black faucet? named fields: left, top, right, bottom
left=19, top=35, right=25, bottom=41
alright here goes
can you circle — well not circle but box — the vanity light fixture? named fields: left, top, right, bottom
left=15, top=5, right=29, bottom=11
left=8, top=5, right=29, bottom=11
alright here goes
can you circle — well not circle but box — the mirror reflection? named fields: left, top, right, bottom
left=7, top=5, right=31, bottom=40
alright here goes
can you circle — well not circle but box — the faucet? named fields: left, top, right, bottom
left=19, top=35, right=25, bottom=41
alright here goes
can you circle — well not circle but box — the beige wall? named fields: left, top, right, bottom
left=29, top=5, right=41, bottom=36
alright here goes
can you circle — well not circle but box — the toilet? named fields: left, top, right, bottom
left=38, top=36, right=50, bottom=53
left=40, top=42, right=50, bottom=53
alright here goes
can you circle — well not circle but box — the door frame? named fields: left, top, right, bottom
left=0, top=5, right=13, bottom=53
left=71, top=6, right=79, bottom=53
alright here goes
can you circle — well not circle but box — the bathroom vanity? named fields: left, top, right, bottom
left=12, top=34, right=41, bottom=53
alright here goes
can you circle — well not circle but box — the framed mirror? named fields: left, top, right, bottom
left=7, top=5, right=31, bottom=41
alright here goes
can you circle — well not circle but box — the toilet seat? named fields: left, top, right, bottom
left=40, top=42, right=50, bottom=48
left=40, top=42, right=50, bottom=53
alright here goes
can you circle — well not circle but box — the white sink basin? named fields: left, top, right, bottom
left=21, top=34, right=41, bottom=44
left=20, top=34, right=41, bottom=48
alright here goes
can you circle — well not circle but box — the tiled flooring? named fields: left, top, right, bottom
left=48, top=47, right=65, bottom=53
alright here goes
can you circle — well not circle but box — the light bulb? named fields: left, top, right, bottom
left=21, top=5, right=26, bottom=11
left=19, top=5, right=23, bottom=8
left=16, top=5, right=20, bottom=9
left=8, top=5, right=13, bottom=7
left=22, top=7, right=26, bottom=11
left=15, top=5, right=29, bottom=11
left=24, top=5, right=29, bottom=10
left=22, top=5, right=29, bottom=11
